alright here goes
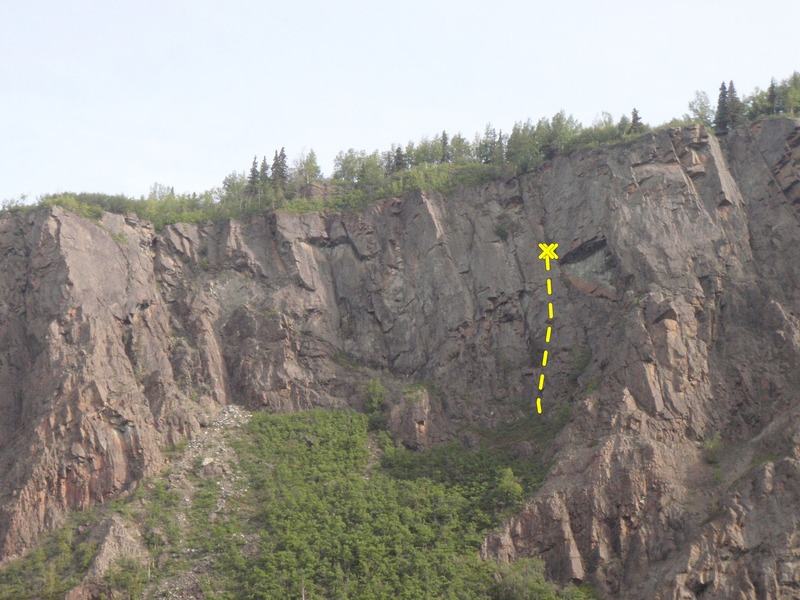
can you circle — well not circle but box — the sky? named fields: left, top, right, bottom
left=1, top=0, right=798, bottom=202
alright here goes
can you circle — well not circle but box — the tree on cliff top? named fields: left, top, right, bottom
left=271, top=148, right=288, bottom=195
left=727, top=80, right=745, bottom=128
left=714, top=81, right=729, bottom=135
left=686, top=91, right=714, bottom=127
left=246, top=156, right=259, bottom=198
left=628, top=108, right=645, bottom=134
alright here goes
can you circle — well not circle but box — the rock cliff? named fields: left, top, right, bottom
left=1, top=118, right=799, bottom=598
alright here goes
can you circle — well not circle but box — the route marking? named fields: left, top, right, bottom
left=536, top=243, right=558, bottom=414
left=538, top=243, right=559, bottom=271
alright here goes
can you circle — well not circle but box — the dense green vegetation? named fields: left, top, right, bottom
left=4, top=71, right=796, bottom=229
left=201, top=409, right=598, bottom=599
left=0, top=525, right=98, bottom=600
left=0, top=408, right=598, bottom=599
left=0, top=479, right=181, bottom=599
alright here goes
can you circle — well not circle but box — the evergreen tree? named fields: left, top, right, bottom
left=767, top=79, right=778, bottom=115
left=440, top=131, right=451, bottom=164
left=246, top=156, right=259, bottom=197
left=380, top=150, right=395, bottom=175
left=392, top=146, right=407, bottom=173
left=494, top=130, right=506, bottom=164
left=271, top=148, right=288, bottom=194
left=259, top=157, right=270, bottom=186
left=629, top=108, right=645, bottom=133
left=714, top=82, right=730, bottom=135
left=727, top=80, right=744, bottom=128
left=477, top=125, right=497, bottom=164
left=258, top=157, right=270, bottom=203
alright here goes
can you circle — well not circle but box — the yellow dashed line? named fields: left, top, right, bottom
left=536, top=243, right=559, bottom=414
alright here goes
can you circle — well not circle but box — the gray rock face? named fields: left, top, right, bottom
left=482, top=119, right=800, bottom=599
left=1, top=118, right=799, bottom=598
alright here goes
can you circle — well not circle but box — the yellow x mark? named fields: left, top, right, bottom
left=538, top=243, right=559, bottom=271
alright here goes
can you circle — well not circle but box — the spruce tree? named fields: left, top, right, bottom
left=727, top=80, right=744, bottom=129
left=477, top=125, right=497, bottom=164
left=246, top=156, right=259, bottom=197
left=494, top=130, right=506, bottom=164
left=629, top=108, right=644, bottom=133
left=259, top=156, right=270, bottom=186
left=393, top=146, right=407, bottom=173
left=258, top=157, right=270, bottom=204
left=714, top=82, right=730, bottom=135
left=767, top=79, right=778, bottom=115
left=381, top=150, right=394, bottom=175
left=271, top=148, right=288, bottom=195
left=440, top=131, right=450, bottom=164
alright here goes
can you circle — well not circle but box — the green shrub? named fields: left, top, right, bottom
left=0, top=522, right=99, bottom=600
left=703, top=432, right=722, bottom=464
left=217, top=409, right=582, bottom=598
left=496, top=467, right=524, bottom=509
left=0, top=407, right=586, bottom=599
left=41, top=194, right=105, bottom=221
left=138, top=480, right=180, bottom=559
left=583, top=378, right=599, bottom=398
left=495, top=223, right=510, bottom=241
left=365, top=378, right=386, bottom=430
left=491, top=557, right=562, bottom=599
left=103, top=557, right=148, bottom=599
left=164, top=438, right=188, bottom=459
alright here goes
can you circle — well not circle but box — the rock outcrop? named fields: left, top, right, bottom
left=482, top=118, right=800, bottom=599
left=1, top=118, right=799, bottom=598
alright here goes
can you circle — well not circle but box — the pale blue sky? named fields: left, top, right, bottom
left=2, top=0, right=798, bottom=201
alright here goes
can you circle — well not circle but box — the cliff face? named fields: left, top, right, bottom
left=481, top=118, right=800, bottom=599
left=1, top=118, right=799, bottom=598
